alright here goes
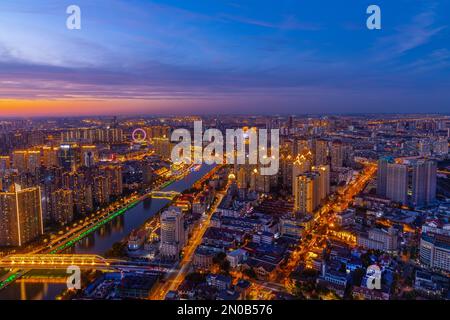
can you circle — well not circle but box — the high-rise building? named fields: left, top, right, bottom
left=153, top=137, right=172, bottom=159
left=63, top=172, right=93, bottom=215
left=50, top=189, right=74, bottom=225
left=146, top=125, right=171, bottom=140
left=293, top=172, right=319, bottom=214
left=295, top=138, right=311, bottom=156
left=103, top=165, right=123, bottom=196
left=376, top=156, right=394, bottom=198
left=313, top=165, right=330, bottom=203
left=160, top=206, right=185, bottom=260
left=93, top=176, right=110, bottom=205
left=58, top=144, right=80, bottom=171
left=12, top=150, right=41, bottom=173
left=292, top=153, right=312, bottom=196
left=0, top=185, right=44, bottom=246
left=314, top=139, right=328, bottom=166
left=386, top=163, right=408, bottom=205
left=412, top=159, right=437, bottom=207
left=41, top=146, right=58, bottom=167
left=279, top=138, right=295, bottom=190
left=105, top=128, right=124, bottom=144
left=12, top=151, right=27, bottom=172
left=81, top=145, right=98, bottom=167
left=330, top=141, right=344, bottom=169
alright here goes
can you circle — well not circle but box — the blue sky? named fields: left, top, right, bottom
left=0, top=0, right=449, bottom=116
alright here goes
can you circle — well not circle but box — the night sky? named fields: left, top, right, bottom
left=0, top=0, right=449, bottom=116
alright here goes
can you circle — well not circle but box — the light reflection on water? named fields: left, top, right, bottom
left=0, top=165, right=214, bottom=300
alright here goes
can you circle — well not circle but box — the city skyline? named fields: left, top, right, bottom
left=0, top=0, right=449, bottom=304
left=0, top=114, right=449, bottom=301
left=1, top=0, right=450, bottom=116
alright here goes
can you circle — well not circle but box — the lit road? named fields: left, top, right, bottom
left=0, top=164, right=194, bottom=291
left=150, top=188, right=227, bottom=300
left=276, top=163, right=377, bottom=288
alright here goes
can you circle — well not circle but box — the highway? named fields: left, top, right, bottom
left=150, top=188, right=227, bottom=300
left=275, top=163, right=377, bottom=289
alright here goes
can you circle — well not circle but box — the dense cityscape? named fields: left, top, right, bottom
left=0, top=114, right=449, bottom=301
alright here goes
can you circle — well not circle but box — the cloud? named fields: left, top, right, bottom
left=372, top=7, right=446, bottom=61
left=219, top=14, right=321, bottom=31
left=398, top=48, right=450, bottom=74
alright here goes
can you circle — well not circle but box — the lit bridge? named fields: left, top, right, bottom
left=0, top=254, right=112, bottom=270
left=0, top=254, right=171, bottom=272
left=148, top=190, right=180, bottom=200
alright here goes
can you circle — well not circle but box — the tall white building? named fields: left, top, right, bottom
left=160, top=206, right=186, bottom=260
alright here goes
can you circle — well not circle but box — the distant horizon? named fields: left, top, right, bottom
left=0, top=110, right=449, bottom=121
left=1, top=1, right=450, bottom=116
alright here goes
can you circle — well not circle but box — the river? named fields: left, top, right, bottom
left=0, top=164, right=215, bottom=300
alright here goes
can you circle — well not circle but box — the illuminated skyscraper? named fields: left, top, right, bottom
left=412, top=159, right=437, bottom=207
left=279, top=137, right=294, bottom=190
left=386, top=163, right=408, bottom=205
left=50, top=189, right=74, bottom=225
left=292, top=152, right=312, bottom=196
left=11, top=150, right=40, bottom=173
left=41, top=146, right=58, bottom=167
left=12, top=151, right=27, bottom=172
left=314, top=139, right=328, bottom=166
left=330, top=140, right=344, bottom=169
left=93, top=176, right=110, bottom=205
left=63, top=172, right=93, bottom=215
left=376, top=156, right=394, bottom=198
left=295, top=138, right=311, bottom=156
left=293, top=173, right=319, bottom=214
left=58, top=144, right=80, bottom=171
left=313, top=165, right=330, bottom=203
left=103, top=165, right=123, bottom=196
left=160, top=206, right=185, bottom=260
left=106, top=128, right=124, bottom=144
left=81, top=145, right=98, bottom=167
left=0, top=185, right=43, bottom=246
left=153, top=137, right=172, bottom=160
